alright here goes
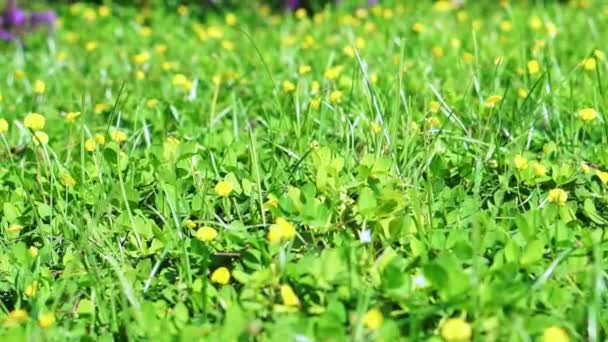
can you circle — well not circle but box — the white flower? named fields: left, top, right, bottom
left=360, top=229, right=372, bottom=243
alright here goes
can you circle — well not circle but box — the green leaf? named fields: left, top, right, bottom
left=520, top=239, right=545, bottom=266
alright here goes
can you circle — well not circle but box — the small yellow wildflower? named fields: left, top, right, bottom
left=221, top=40, right=235, bottom=51
left=155, top=44, right=167, bottom=54
left=24, top=113, right=45, bottom=130
left=225, top=13, right=237, bottom=26
left=513, top=154, right=528, bottom=170
left=548, top=188, right=568, bottom=205
left=441, top=318, right=472, bottom=341
left=595, top=170, right=608, bottom=184
left=280, top=284, right=300, bottom=307
left=283, top=80, right=296, bottom=93
left=4, top=309, right=29, bottom=327
left=263, top=194, right=279, bottom=211
left=28, top=246, right=38, bottom=257
left=311, top=81, right=320, bottom=94
left=195, top=226, right=218, bottom=242
left=329, top=90, right=343, bottom=104
left=177, top=5, right=188, bottom=16
left=500, top=20, right=513, bottom=32
left=82, top=8, right=97, bottom=22
left=33, top=80, right=46, bottom=94
left=532, top=162, right=547, bottom=177
left=0, top=118, right=8, bottom=133
left=60, top=173, right=76, bottom=188
left=132, top=51, right=150, bottom=65
left=7, top=224, right=23, bottom=235
left=38, top=312, right=55, bottom=330
left=214, top=180, right=233, bottom=197
left=518, top=88, right=528, bottom=98
left=428, top=101, right=441, bottom=113
left=370, top=122, right=382, bottom=134
left=66, top=112, right=81, bottom=123
left=14, top=69, right=25, bottom=80
left=84, top=138, right=97, bottom=152
left=324, top=66, right=342, bottom=81
left=363, top=308, right=383, bottom=330
left=412, top=22, right=425, bottom=33
left=545, top=22, right=557, bottom=37
left=33, top=131, right=49, bottom=146
left=310, top=97, right=322, bottom=110
left=298, top=65, right=312, bottom=75
left=576, top=108, right=598, bottom=122
left=94, top=103, right=107, bottom=114
left=185, top=219, right=197, bottom=229
left=295, top=8, right=307, bottom=20
left=527, top=60, right=541, bottom=75
left=56, top=51, right=68, bottom=62
left=427, top=116, right=440, bottom=128
left=432, top=46, right=445, bottom=58
left=94, top=134, right=105, bottom=145
left=98, top=5, right=111, bottom=17
left=139, top=27, right=152, bottom=38
left=85, top=41, right=98, bottom=51
left=433, top=0, right=454, bottom=12
left=24, top=282, right=37, bottom=297
left=484, top=95, right=502, bottom=108
left=267, top=218, right=296, bottom=244
left=529, top=16, right=542, bottom=30
left=146, top=99, right=158, bottom=108
left=110, top=130, right=127, bottom=143
left=542, top=325, right=569, bottom=342
left=581, top=57, right=596, bottom=71
left=210, top=267, right=231, bottom=285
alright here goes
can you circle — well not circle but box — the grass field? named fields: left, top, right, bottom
left=1, top=0, right=607, bottom=340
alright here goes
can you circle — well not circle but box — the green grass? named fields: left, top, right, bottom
left=1, top=0, right=608, bottom=340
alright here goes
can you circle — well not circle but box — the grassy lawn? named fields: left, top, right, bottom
left=1, top=0, right=607, bottom=340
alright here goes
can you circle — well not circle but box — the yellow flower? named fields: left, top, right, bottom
left=110, top=130, right=127, bottom=143
left=0, top=118, right=8, bottom=133
left=139, top=27, right=152, bottom=37
left=210, top=267, right=231, bottom=285
left=66, top=112, right=81, bottom=123
left=363, top=308, right=383, bottom=330
left=412, top=22, right=425, bottom=33
left=24, top=113, right=45, bottom=130
left=311, top=81, right=320, bottom=94
left=529, top=16, right=542, bottom=30
left=214, top=180, right=233, bottom=197
left=60, top=173, right=76, bottom=188
left=14, top=69, right=25, bottom=80
left=267, top=218, right=296, bottom=244
left=85, top=41, right=98, bottom=51
left=428, top=101, right=441, bottom=113
left=432, top=45, right=445, bottom=58
left=484, top=95, right=502, bottom=108
left=532, top=162, right=547, bottom=177
left=500, top=20, right=513, bottom=32
left=548, top=188, right=568, bottom=205
left=33, top=131, right=49, bottom=146
left=155, top=44, right=167, bottom=54
left=24, top=282, right=37, bottom=297
left=527, top=60, right=541, bottom=75
left=28, top=246, right=38, bottom=257
left=542, top=325, right=569, bottom=342
left=7, top=224, right=23, bottom=235
left=595, top=170, right=608, bottom=184
left=545, top=22, right=557, bottom=37
left=132, top=51, right=150, bottom=65
left=370, top=122, right=382, bottom=134
left=280, top=284, right=300, bottom=307
left=82, top=8, right=97, bottom=22
left=441, top=318, right=472, bottom=341
left=427, top=116, right=440, bottom=128
left=146, top=99, right=158, bottom=108
left=433, top=0, right=454, bottom=12
left=4, top=309, right=29, bottom=327
left=576, top=108, right=598, bottom=122
left=94, top=103, right=107, bottom=114
left=85, top=138, right=97, bottom=152
left=298, top=65, right=312, bottom=75
left=177, top=5, right=188, bottom=16
left=263, top=194, right=279, bottom=211
left=185, top=219, right=197, bottom=229
left=581, top=57, right=596, bottom=71
left=324, top=66, right=342, bottom=81
left=295, top=8, right=307, bottom=20
left=329, top=90, right=343, bottom=104
left=513, top=154, right=528, bottom=170
left=221, top=40, right=235, bottom=51
left=38, top=312, right=55, bottom=330
left=343, top=46, right=356, bottom=58
left=518, top=88, right=528, bottom=98
left=98, top=5, right=111, bottom=17
left=225, top=13, right=237, bottom=26
left=310, top=97, right=322, bottom=110
left=33, top=80, right=46, bottom=94
left=195, top=226, right=218, bottom=242
left=283, top=80, right=296, bottom=93
left=56, top=51, right=68, bottom=62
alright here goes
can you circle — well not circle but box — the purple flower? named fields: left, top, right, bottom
left=287, top=0, right=300, bottom=10
left=30, top=11, right=56, bottom=27
left=4, top=5, right=25, bottom=27
left=0, top=30, right=13, bottom=41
